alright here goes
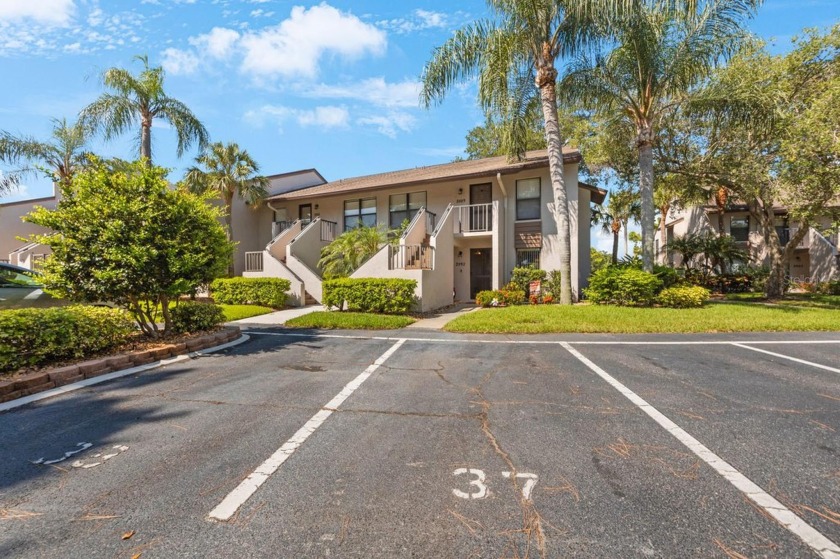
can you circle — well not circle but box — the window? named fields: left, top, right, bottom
left=516, top=178, right=541, bottom=220
left=730, top=216, right=749, bottom=242
left=516, top=248, right=540, bottom=268
left=389, top=191, right=426, bottom=229
left=344, top=198, right=377, bottom=231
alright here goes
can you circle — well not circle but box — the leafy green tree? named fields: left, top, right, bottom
left=462, top=108, right=546, bottom=160
left=590, top=247, right=611, bottom=274
left=667, top=233, right=704, bottom=271
left=184, top=141, right=269, bottom=245
left=562, top=0, right=759, bottom=272
left=421, top=0, right=636, bottom=305
left=318, top=226, right=390, bottom=280
left=80, top=55, right=209, bottom=165
left=0, top=118, right=92, bottom=194
left=25, top=158, right=233, bottom=337
left=681, top=26, right=840, bottom=296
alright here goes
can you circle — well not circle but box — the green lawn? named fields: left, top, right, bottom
left=444, top=302, right=840, bottom=334
left=724, top=292, right=840, bottom=309
left=219, top=304, right=276, bottom=321
left=285, top=311, right=415, bottom=330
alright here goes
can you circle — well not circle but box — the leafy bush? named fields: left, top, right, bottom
left=584, top=267, right=663, bottom=306
left=815, top=280, right=840, bottom=295
left=656, top=286, right=710, bottom=308
left=475, top=289, right=526, bottom=307
left=685, top=272, right=753, bottom=294
left=211, top=277, right=291, bottom=308
left=510, top=267, right=547, bottom=295
left=653, top=265, right=680, bottom=288
left=170, top=302, right=226, bottom=334
left=0, top=305, right=135, bottom=372
left=545, top=270, right=563, bottom=298
left=322, top=278, right=417, bottom=313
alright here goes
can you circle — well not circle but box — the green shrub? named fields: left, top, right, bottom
left=322, top=278, right=417, bottom=313
left=0, top=305, right=135, bottom=373
left=475, top=289, right=526, bottom=307
left=653, top=265, right=680, bottom=288
left=171, top=302, right=225, bottom=334
left=510, top=267, right=547, bottom=295
left=656, top=286, right=710, bottom=308
left=210, top=277, right=291, bottom=308
left=815, top=280, right=840, bottom=295
left=584, top=267, right=663, bottom=306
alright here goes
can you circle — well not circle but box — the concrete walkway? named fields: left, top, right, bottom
left=228, top=305, right=322, bottom=327
left=406, top=303, right=480, bottom=330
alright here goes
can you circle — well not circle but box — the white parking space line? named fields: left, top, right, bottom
left=561, top=342, right=840, bottom=559
left=245, top=330, right=840, bottom=346
left=731, top=343, right=840, bottom=374
left=208, top=338, right=407, bottom=522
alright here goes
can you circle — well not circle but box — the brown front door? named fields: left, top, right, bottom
left=299, top=204, right=312, bottom=224
left=470, top=248, right=492, bottom=298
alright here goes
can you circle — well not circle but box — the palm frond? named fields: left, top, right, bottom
left=154, top=97, right=210, bottom=157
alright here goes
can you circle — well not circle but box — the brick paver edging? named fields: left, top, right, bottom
left=0, top=327, right=242, bottom=406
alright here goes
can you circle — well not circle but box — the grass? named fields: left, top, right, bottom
left=219, top=304, right=276, bottom=321
left=285, top=311, right=415, bottom=330
left=724, top=292, right=840, bottom=309
left=444, top=302, right=840, bottom=334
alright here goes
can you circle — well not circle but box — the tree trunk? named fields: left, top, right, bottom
left=611, top=221, right=620, bottom=265
left=537, top=48, right=572, bottom=304
left=141, top=113, right=152, bottom=165
left=160, top=295, right=172, bottom=334
left=637, top=127, right=655, bottom=273
left=659, top=203, right=670, bottom=265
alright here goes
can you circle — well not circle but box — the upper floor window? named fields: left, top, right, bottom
left=730, top=216, right=749, bottom=242
left=344, top=198, right=376, bottom=231
left=516, top=178, right=541, bottom=221
left=389, top=192, right=426, bottom=229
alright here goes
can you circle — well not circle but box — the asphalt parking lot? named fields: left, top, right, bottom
left=1, top=329, right=838, bottom=558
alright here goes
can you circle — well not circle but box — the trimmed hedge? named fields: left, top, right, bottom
left=322, top=278, right=417, bottom=313
left=210, top=277, right=291, bottom=308
left=657, top=286, right=710, bottom=308
left=511, top=267, right=547, bottom=295
left=171, top=302, right=226, bottom=334
left=584, top=267, right=663, bottom=306
left=0, top=305, right=135, bottom=373
left=476, top=289, right=526, bottom=307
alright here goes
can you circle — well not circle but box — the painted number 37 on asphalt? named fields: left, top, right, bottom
left=452, top=468, right=538, bottom=500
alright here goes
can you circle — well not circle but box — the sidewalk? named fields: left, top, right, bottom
left=228, top=305, right=322, bottom=327
left=406, top=303, right=480, bottom=330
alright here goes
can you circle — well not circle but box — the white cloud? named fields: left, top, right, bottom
left=377, top=9, right=449, bottom=34
left=239, top=3, right=386, bottom=79
left=0, top=0, right=75, bottom=26
left=190, top=26, right=239, bottom=59
left=245, top=104, right=350, bottom=130
left=357, top=111, right=416, bottom=138
left=307, top=78, right=421, bottom=109
left=161, top=47, right=200, bottom=74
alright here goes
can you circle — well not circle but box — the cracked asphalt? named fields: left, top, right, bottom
left=0, top=329, right=838, bottom=558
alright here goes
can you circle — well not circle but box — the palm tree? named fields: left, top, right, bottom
left=80, top=55, right=209, bottom=165
left=562, top=0, right=759, bottom=272
left=183, top=142, right=269, bottom=244
left=318, top=226, right=390, bottom=280
left=597, top=188, right=641, bottom=264
left=421, top=0, right=638, bottom=305
left=0, top=118, right=92, bottom=194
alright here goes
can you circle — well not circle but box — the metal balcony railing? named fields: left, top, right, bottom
left=454, top=203, right=492, bottom=233
left=389, top=244, right=434, bottom=270
left=245, top=251, right=264, bottom=272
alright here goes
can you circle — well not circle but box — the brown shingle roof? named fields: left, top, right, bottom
left=267, top=149, right=581, bottom=201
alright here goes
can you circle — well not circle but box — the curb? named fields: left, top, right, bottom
left=0, top=327, right=249, bottom=413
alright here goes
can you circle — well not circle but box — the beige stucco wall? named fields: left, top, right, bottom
left=0, top=195, right=58, bottom=261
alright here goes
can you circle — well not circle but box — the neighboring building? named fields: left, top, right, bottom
left=655, top=201, right=839, bottom=281
left=1, top=150, right=606, bottom=311
left=0, top=193, right=59, bottom=269
left=241, top=149, right=605, bottom=310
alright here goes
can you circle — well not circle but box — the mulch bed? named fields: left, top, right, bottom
left=0, top=326, right=241, bottom=404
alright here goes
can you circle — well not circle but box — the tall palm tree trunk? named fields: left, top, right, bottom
left=141, top=113, right=152, bottom=164
left=611, top=221, right=621, bottom=264
left=537, top=46, right=572, bottom=304
left=659, top=202, right=670, bottom=265
left=637, top=125, right=655, bottom=272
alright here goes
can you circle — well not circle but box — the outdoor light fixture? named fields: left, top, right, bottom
left=458, top=251, right=463, bottom=257
left=315, top=204, right=319, bottom=210
left=457, top=187, right=463, bottom=195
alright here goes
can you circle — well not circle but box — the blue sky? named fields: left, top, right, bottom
left=0, top=0, right=837, bottom=251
